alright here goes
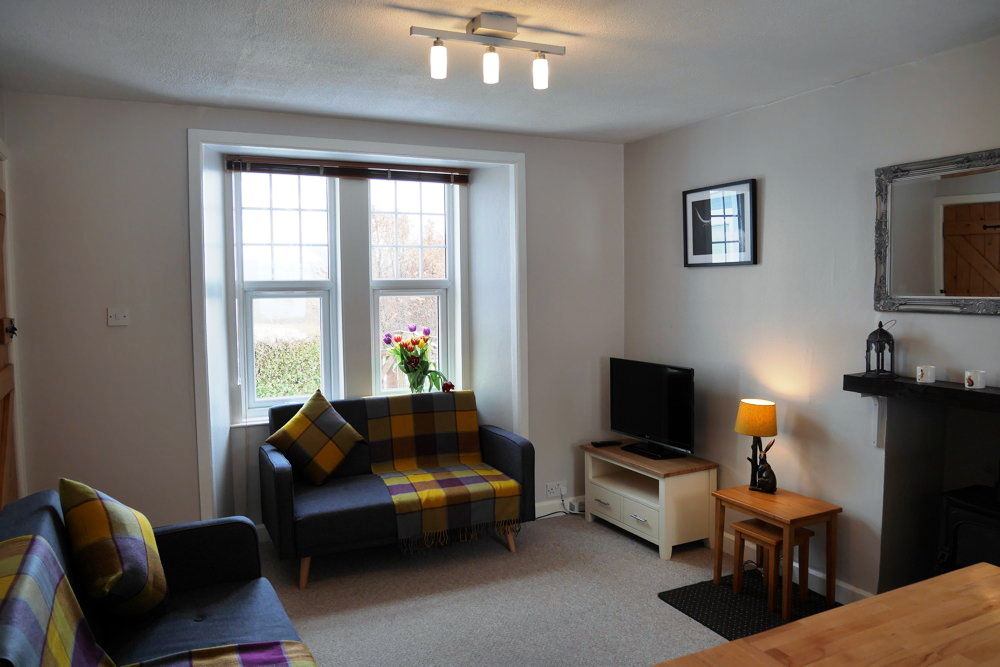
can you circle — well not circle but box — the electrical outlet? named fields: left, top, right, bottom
left=545, top=481, right=568, bottom=498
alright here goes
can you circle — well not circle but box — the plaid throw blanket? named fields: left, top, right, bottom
left=0, top=534, right=113, bottom=666
left=123, top=640, right=317, bottom=666
left=366, top=391, right=521, bottom=549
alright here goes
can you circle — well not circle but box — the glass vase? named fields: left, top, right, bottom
left=406, top=371, right=428, bottom=393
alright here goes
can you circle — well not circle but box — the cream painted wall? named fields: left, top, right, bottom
left=624, top=36, right=1000, bottom=596
left=6, top=91, right=623, bottom=525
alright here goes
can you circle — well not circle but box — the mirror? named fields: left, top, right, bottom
left=875, top=148, right=1000, bottom=315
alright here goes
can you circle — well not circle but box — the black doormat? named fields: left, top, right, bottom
left=658, top=569, right=839, bottom=641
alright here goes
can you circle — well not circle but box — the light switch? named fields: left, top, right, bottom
left=107, top=308, right=129, bottom=327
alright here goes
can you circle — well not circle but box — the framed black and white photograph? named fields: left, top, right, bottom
left=683, top=179, right=757, bottom=267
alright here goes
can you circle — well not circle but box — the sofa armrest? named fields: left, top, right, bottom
left=259, top=444, right=297, bottom=559
left=480, top=425, right=535, bottom=522
left=154, top=517, right=260, bottom=592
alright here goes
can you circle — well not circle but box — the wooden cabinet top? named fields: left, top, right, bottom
left=580, top=443, right=718, bottom=478
left=713, top=485, right=842, bottom=524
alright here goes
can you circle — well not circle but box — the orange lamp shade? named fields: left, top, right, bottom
left=734, top=398, right=777, bottom=437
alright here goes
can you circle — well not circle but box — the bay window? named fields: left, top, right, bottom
left=228, top=157, right=465, bottom=419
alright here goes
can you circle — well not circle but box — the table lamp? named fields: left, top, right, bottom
left=734, top=398, right=777, bottom=491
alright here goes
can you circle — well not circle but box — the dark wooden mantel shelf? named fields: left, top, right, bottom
left=843, top=373, right=1000, bottom=413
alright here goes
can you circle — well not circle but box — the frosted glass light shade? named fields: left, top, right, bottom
left=430, top=39, right=447, bottom=79
left=734, top=398, right=777, bottom=437
left=483, top=46, right=499, bottom=85
left=532, top=53, right=549, bottom=90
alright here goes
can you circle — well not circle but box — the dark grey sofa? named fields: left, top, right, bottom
left=260, top=395, right=535, bottom=588
left=0, top=490, right=303, bottom=666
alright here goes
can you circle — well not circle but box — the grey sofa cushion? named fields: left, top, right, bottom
left=293, top=475, right=397, bottom=552
left=101, top=578, right=299, bottom=665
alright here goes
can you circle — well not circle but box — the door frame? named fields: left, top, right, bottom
left=933, top=193, right=1000, bottom=295
left=0, top=138, right=26, bottom=498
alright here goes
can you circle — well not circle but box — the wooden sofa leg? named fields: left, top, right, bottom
left=505, top=531, right=516, bottom=553
left=299, top=557, right=311, bottom=590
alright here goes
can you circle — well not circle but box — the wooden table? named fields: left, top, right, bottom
left=659, top=562, right=1000, bottom=665
left=712, top=486, right=842, bottom=621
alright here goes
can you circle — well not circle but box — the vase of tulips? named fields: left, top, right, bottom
left=381, top=325, right=454, bottom=393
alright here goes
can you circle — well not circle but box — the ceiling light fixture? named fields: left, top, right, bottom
left=532, top=52, right=548, bottom=90
left=411, top=12, right=564, bottom=90
left=483, top=46, right=500, bottom=85
left=429, top=38, right=447, bottom=79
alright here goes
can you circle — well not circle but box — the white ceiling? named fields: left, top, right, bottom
left=1, top=0, right=999, bottom=142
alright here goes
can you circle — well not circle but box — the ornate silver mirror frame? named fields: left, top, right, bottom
left=875, top=147, right=1000, bottom=315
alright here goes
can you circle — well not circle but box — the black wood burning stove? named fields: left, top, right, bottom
left=937, top=484, right=1000, bottom=572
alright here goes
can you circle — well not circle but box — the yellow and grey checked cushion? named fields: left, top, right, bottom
left=267, top=389, right=364, bottom=485
left=59, top=478, right=167, bottom=616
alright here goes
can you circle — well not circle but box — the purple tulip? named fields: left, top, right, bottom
left=423, top=327, right=431, bottom=336
left=382, top=333, right=393, bottom=345
left=408, top=324, right=417, bottom=332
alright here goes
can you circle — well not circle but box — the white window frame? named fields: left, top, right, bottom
left=369, top=182, right=465, bottom=394
left=228, top=173, right=342, bottom=419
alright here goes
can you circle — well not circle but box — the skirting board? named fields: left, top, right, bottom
left=719, top=531, right=873, bottom=605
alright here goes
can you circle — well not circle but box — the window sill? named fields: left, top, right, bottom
left=231, top=418, right=271, bottom=429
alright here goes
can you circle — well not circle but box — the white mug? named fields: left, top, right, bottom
left=916, top=365, right=936, bottom=383
left=964, top=370, right=986, bottom=389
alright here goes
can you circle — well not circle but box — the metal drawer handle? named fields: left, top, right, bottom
left=594, top=498, right=611, bottom=507
left=628, top=513, right=648, bottom=523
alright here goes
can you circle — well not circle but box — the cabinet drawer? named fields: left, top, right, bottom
left=622, top=498, right=659, bottom=540
left=586, top=481, right=622, bottom=522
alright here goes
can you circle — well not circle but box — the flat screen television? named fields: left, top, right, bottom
left=610, top=357, right=694, bottom=458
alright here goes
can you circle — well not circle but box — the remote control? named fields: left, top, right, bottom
left=590, top=440, right=621, bottom=448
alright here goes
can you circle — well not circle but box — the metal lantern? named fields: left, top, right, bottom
left=865, top=320, right=896, bottom=378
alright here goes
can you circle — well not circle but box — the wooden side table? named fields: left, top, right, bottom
left=712, top=486, right=842, bottom=621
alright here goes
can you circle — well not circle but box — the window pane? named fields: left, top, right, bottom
left=273, top=246, right=302, bottom=280
left=368, top=181, right=453, bottom=282
left=252, top=297, right=322, bottom=400
left=398, top=247, right=420, bottom=279
left=243, top=246, right=272, bottom=280
left=239, top=173, right=330, bottom=283
left=370, top=180, right=395, bottom=212
left=396, top=181, right=420, bottom=212
left=371, top=247, right=395, bottom=280
left=301, top=211, right=328, bottom=244
left=302, top=246, right=329, bottom=280
left=422, top=215, right=445, bottom=246
left=272, top=210, right=300, bottom=245
left=398, top=214, right=420, bottom=245
left=422, top=248, right=446, bottom=279
left=377, top=294, right=440, bottom=392
left=241, top=173, right=270, bottom=208
left=421, top=182, right=445, bottom=214
left=371, top=214, right=395, bottom=245
left=242, top=210, right=270, bottom=244
left=300, top=176, right=327, bottom=210
left=271, top=174, right=299, bottom=209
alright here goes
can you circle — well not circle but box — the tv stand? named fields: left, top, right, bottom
left=621, top=441, right=686, bottom=460
left=581, top=442, right=718, bottom=560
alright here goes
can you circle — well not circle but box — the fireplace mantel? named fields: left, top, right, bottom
left=843, top=373, right=1000, bottom=413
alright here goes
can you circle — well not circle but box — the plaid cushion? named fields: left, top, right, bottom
left=59, top=478, right=168, bottom=615
left=267, top=390, right=363, bottom=485
left=0, top=534, right=113, bottom=666
left=123, top=640, right=316, bottom=666
left=380, top=463, right=521, bottom=543
left=366, top=391, right=481, bottom=474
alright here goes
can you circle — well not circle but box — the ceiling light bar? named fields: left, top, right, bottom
left=409, top=26, right=566, bottom=57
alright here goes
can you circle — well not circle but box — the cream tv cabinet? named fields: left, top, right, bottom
left=582, top=443, right=718, bottom=559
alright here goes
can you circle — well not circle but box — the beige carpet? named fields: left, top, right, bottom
left=261, top=515, right=728, bottom=666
